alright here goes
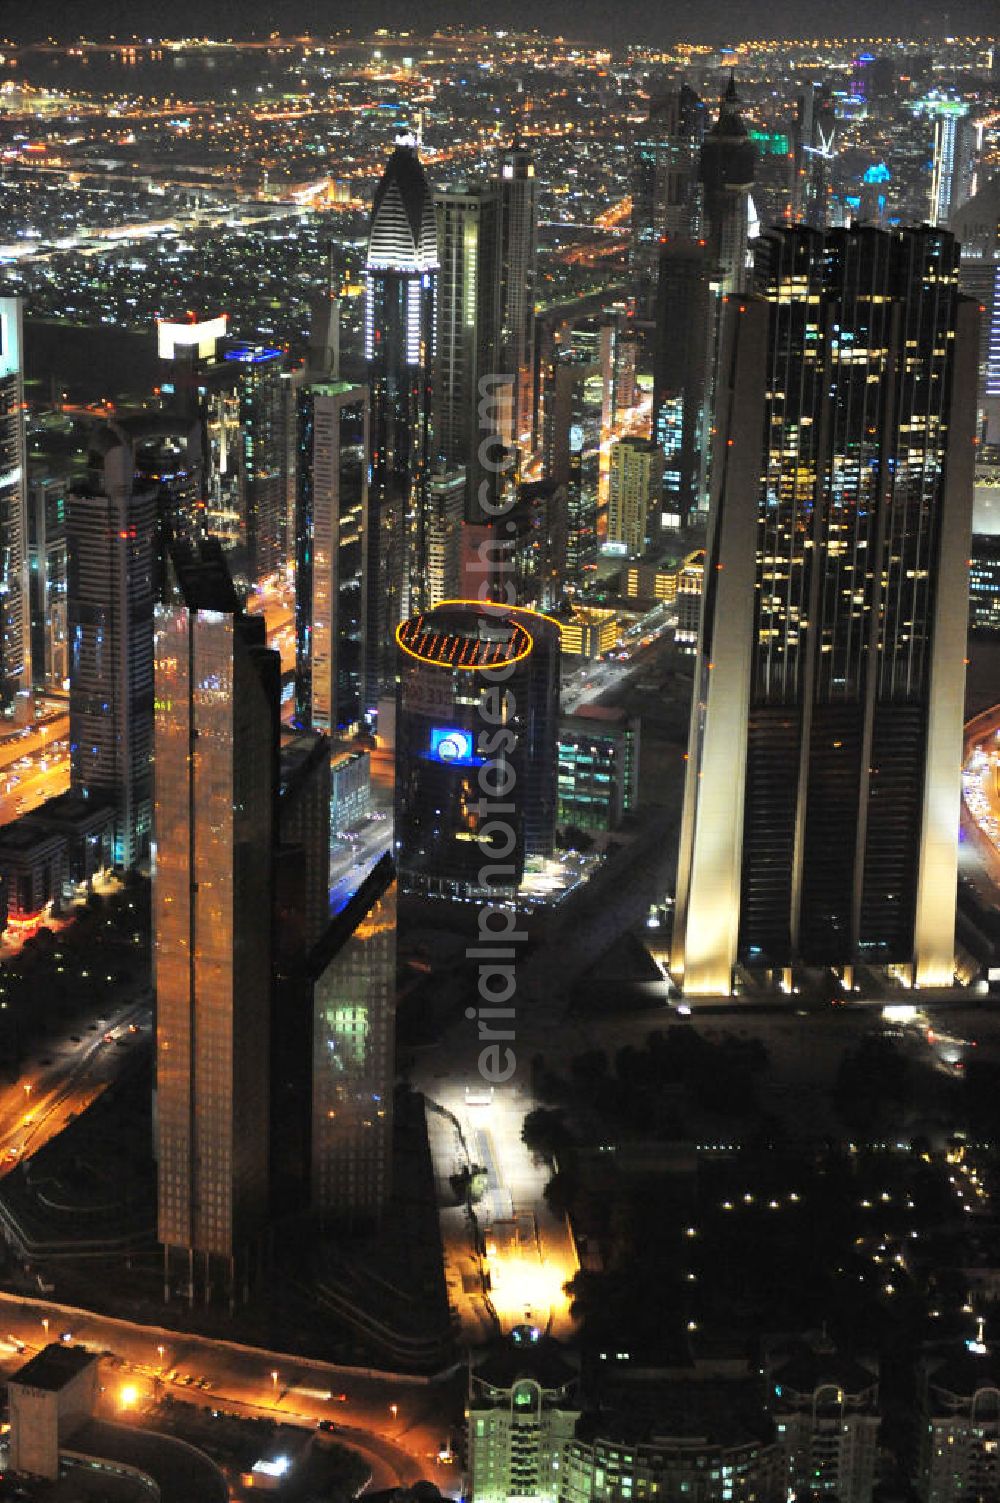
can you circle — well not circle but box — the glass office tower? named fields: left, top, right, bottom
left=673, top=225, right=978, bottom=994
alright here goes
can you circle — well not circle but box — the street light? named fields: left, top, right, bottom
left=390, top=1403, right=399, bottom=1422
left=157, top=1345, right=165, bottom=1368
left=271, top=1370, right=279, bottom=1398
left=41, top=1317, right=49, bottom=1339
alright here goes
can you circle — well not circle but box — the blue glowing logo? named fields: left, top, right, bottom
left=428, top=727, right=483, bottom=767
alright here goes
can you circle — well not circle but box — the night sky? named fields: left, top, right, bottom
left=1, top=0, right=997, bottom=45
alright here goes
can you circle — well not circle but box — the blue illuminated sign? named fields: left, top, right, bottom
left=224, top=345, right=282, bottom=364
left=427, top=727, right=483, bottom=767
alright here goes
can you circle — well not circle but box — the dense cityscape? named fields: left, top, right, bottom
left=0, top=10, right=995, bottom=1503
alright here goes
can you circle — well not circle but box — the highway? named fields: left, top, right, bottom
left=0, top=1294, right=458, bottom=1495
left=0, top=710, right=70, bottom=826
left=0, top=996, right=151, bottom=1175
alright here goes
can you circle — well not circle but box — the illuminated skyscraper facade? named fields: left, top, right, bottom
left=607, top=436, right=664, bottom=556
left=434, top=182, right=502, bottom=522
left=295, top=378, right=369, bottom=735
left=364, top=134, right=438, bottom=707
left=0, top=298, right=32, bottom=713
left=225, top=341, right=287, bottom=589
left=673, top=225, right=977, bottom=995
left=499, top=143, right=539, bottom=454
left=154, top=545, right=279, bottom=1304
left=67, top=432, right=156, bottom=869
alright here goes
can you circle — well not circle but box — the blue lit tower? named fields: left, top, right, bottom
left=364, top=132, right=439, bottom=710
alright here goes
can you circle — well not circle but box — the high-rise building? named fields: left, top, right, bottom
left=510, top=479, right=567, bottom=612
left=67, top=430, right=156, bottom=870
left=434, top=182, right=503, bottom=522
left=700, top=77, right=756, bottom=297
left=364, top=132, right=438, bottom=706
left=0, top=299, right=32, bottom=715
left=153, top=540, right=280, bottom=1306
left=294, top=369, right=369, bottom=737
left=499, top=142, right=539, bottom=456
left=950, top=175, right=1000, bottom=441
left=629, top=87, right=705, bottom=321
left=468, top=1329, right=579, bottom=1503
left=426, top=466, right=465, bottom=607
left=545, top=352, right=600, bottom=590
left=394, top=601, right=559, bottom=899
left=272, top=727, right=332, bottom=1212
left=223, top=341, right=288, bottom=590
left=795, top=83, right=837, bottom=231
left=607, top=437, right=664, bottom=556
left=928, top=99, right=975, bottom=227
left=310, top=854, right=396, bottom=1221
left=672, top=225, right=978, bottom=995
left=652, top=239, right=712, bottom=527
left=27, top=475, right=68, bottom=694
left=768, top=1343, right=880, bottom=1503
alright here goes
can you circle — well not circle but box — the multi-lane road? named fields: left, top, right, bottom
left=0, top=708, right=70, bottom=827
left=0, top=1293, right=458, bottom=1495
left=0, top=996, right=151, bottom=1174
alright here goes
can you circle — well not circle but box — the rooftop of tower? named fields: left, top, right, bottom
left=396, top=601, right=547, bottom=671
left=367, top=134, right=439, bottom=274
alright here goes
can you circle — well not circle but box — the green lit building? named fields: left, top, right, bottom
left=558, top=708, right=639, bottom=832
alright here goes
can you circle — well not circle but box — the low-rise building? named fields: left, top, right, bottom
left=8, top=1343, right=98, bottom=1480
left=559, top=607, right=623, bottom=662
left=560, top=1365, right=783, bottom=1503
left=917, top=1347, right=1000, bottom=1503
left=558, top=707, right=640, bottom=831
left=767, top=1341, right=880, bottom=1503
left=969, top=533, right=1000, bottom=634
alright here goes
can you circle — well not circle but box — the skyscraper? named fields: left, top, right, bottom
left=607, top=436, right=664, bottom=556
left=153, top=540, right=280, bottom=1305
left=652, top=239, right=712, bottom=527
left=0, top=298, right=32, bottom=715
left=499, top=141, right=539, bottom=455
left=672, top=226, right=977, bottom=995
left=394, top=601, right=559, bottom=899
left=310, top=854, right=396, bottom=1222
left=629, top=88, right=704, bottom=321
left=224, top=341, right=288, bottom=590
left=294, top=312, right=369, bottom=737
left=434, top=182, right=503, bottom=522
left=700, top=77, right=756, bottom=297
left=928, top=99, right=975, bottom=227
left=364, top=132, right=438, bottom=706
left=67, top=429, right=156, bottom=869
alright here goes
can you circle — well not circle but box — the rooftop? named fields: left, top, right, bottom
left=10, top=1342, right=95, bottom=1392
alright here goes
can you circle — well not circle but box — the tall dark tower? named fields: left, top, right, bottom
left=672, top=226, right=978, bottom=996
left=499, top=141, right=539, bottom=459
left=630, top=85, right=704, bottom=321
left=363, top=132, right=438, bottom=709
left=699, top=76, right=756, bottom=296
left=433, top=181, right=502, bottom=522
